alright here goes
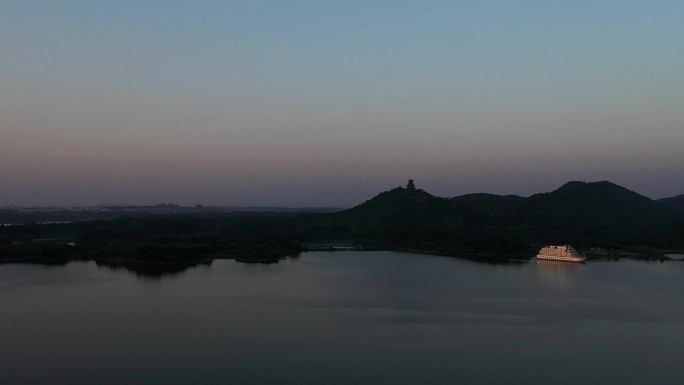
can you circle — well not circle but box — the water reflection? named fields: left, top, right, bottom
left=536, top=259, right=584, bottom=271
left=0, top=252, right=532, bottom=281
left=93, top=260, right=215, bottom=280
left=536, top=259, right=584, bottom=285
left=451, top=255, right=530, bottom=266
left=94, top=253, right=302, bottom=279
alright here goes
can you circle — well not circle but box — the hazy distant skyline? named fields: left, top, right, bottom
left=2, top=1, right=683, bottom=206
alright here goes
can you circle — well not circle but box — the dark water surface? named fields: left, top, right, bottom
left=2, top=251, right=684, bottom=384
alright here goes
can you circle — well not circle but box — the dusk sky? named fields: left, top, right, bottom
left=2, top=1, right=683, bottom=207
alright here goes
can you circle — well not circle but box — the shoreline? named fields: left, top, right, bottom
left=1, top=243, right=680, bottom=275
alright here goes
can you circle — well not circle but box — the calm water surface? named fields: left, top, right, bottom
left=2, top=251, right=684, bottom=384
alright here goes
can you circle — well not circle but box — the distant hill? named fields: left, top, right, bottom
left=452, top=193, right=524, bottom=219
left=522, top=181, right=676, bottom=224
left=317, top=181, right=524, bottom=254
left=339, top=184, right=466, bottom=223
left=514, top=181, right=681, bottom=247
left=659, top=194, right=684, bottom=214
left=327, top=180, right=684, bottom=252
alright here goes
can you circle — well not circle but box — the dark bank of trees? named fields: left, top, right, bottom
left=2, top=181, right=684, bottom=274
left=0, top=213, right=307, bottom=273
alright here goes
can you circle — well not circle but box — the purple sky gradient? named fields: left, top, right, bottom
left=2, top=1, right=683, bottom=206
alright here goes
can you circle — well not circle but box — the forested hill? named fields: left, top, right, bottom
left=340, top=180, right=678, bottom=227
left=659, top=194, right=684, bottom=215
left=521, top=181, right=676, bottom=224
left=338, top=186, right=467, bottom=223
left=326, top=180, right=684, bottom=253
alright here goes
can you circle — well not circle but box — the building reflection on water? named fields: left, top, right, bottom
left=536, top=259, right=584, bottom=285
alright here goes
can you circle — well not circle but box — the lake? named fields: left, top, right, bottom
left=2, top=251, right=684, bottom=384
